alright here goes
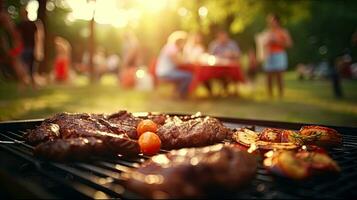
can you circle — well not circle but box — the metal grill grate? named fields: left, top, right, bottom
left=0, top=117, right=357, bottom=199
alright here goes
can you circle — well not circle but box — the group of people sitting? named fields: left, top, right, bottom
left=155, top=30, right=241, bottom=98
left=155, top=13, right=292, bottom=99
left=1, top=0, right=292, bottom=100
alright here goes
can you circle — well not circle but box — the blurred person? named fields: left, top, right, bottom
left=79, top=50, right=90, bottom=74
left=17, top=7, right=44, bottom=87
left=183, top=32, right=212, bottom=96
left=53, top=36, right=71, bottom=83
left=296, top=63, right=314, bottom=80
left=336, top=50, right=352, bottom=78
left=255, top=31, right=270, bottom=64
left=263, top=14, right=292, bottom=98
left=248, top=48, right=258, bottom=82
left=120, top=31, right=142, bottom=88
left=94, top=47, right=107, bottom=79
left=0, top=2, right=30, bottom=86
left=208, top=30, right=241, bottom=95
left=183, top=32, right=205, bottom=63
left=121, top=31, right=142, bottom=69
left=156, top=31, right=192, bottom=98
left=106, top=53, right=120, bottom=73
left=209, top=30, right=240, bottom=62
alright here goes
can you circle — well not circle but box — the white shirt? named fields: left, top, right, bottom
left=156, top=43, right=179, bottom=76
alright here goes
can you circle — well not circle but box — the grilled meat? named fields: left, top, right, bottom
left=25, top=113, right=114, bottom=144
left=26, top=111, right=234, bottom=160
left=25, top=123, right=61, bottom=145
left=25, top=111, right=141, bottom=142
left=124, top=144, right=257, bottom=198
left=107, top=111, right=142, bottom=139
left=157, top=116, right=231, bottom=150
left=143, top=113, right=168, bottom=126
left=34, top=136, right=140, bottom=161
left=25, top=111, right=141, bottom=160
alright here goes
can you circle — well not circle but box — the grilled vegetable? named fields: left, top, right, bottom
left=138, top=131, right=161, bottom=155
left=255, top=141, right=299, bottom=151
left=137, top=120, right=158, bottom=137
left=232, top=128, right=258, bottom=147
left=296, top=151, right=340, bottom=171
left=232, top=128, right=299, bottom=152
left=259, top=128, right=284, bottom=142
left=264, top=151, right=309, bottom=180
left=264, top=149, right=340, bottom=180
left=299, top=126, right=342, bottom=147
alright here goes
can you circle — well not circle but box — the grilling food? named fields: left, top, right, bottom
left=34, top=136, right=139, bottom=161
left=25, top=111, right=141, bottom=144
left=25, top=122, right=61, bottom=145
left=157, top=116, right=231, bottom=150
left=234, top=127, right=341, bottom=180
left=232, top=126, right=342, bottom=152
left=260, top=128, right=298, bottom=143
left=263, top=149, right=340, bottom=180
left=25, top=111, right=233, bottom=160
left=138, top=131, right=162, bottom=155
left=106, top=110, right=143, bottom=139
left=25, top=111, right=141, bottom=160
left=137, top=119, right=158, bottom=137
left=260, top=126, right=342, bottom=147
left=124, top=144, right=257, bottom=198
left=232, top=128, right=299, bottom=152
left=299, top=126, right=342, bottom=147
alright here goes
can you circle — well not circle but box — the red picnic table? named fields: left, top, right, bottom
left=180, top=63, right=245, bottom=93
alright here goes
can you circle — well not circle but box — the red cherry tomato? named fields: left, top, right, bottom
left=137, top=119, right=158, bottom=137
left=138, top=131, right=161, bottom=155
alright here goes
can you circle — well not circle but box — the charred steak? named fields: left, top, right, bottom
left=26, top=111, right=233, bottom=160
left=25, top=111, right=141, bottom=160
left=34, top=136, right=139, bottom=161
left=157, top=116, right=231, bottom=149
left=124, top=144, right=257, bottom=198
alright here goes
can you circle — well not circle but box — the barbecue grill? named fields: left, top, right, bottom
left=0, top=114, right=356, bottom=199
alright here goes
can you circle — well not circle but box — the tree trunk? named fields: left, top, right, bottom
left=37, top=0, right=49, bottom=74
left=89, top=17, right=96, bottom=82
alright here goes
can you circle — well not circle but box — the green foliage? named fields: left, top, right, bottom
left=4, top=0, right=357, bottom=69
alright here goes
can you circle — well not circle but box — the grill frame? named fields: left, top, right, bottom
left=0, top=114, right=356, bottom=199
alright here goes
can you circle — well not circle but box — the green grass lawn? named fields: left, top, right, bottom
left=1, top=72, right=357, bottom=127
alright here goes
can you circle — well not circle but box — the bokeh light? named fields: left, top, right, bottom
left=198, top=6, right=208, bottom=18
left=26, top=0, right=39, bottom=21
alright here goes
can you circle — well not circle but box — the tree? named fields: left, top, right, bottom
left=37, top=0, right=48, bottom=74
left=6, top=0, right=357, bottom=74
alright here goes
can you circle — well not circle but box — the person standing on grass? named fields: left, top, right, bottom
left=17, top=7, right=43, bottom=87
left=263, top=14, right=292, bottom=98
left=119, top=31, right=142, bottom=89
left=53, top=36, right=71, bottom=83
left=0, top=2, right=30, bottom=87
left=156, top=31, right=192, bottom=99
